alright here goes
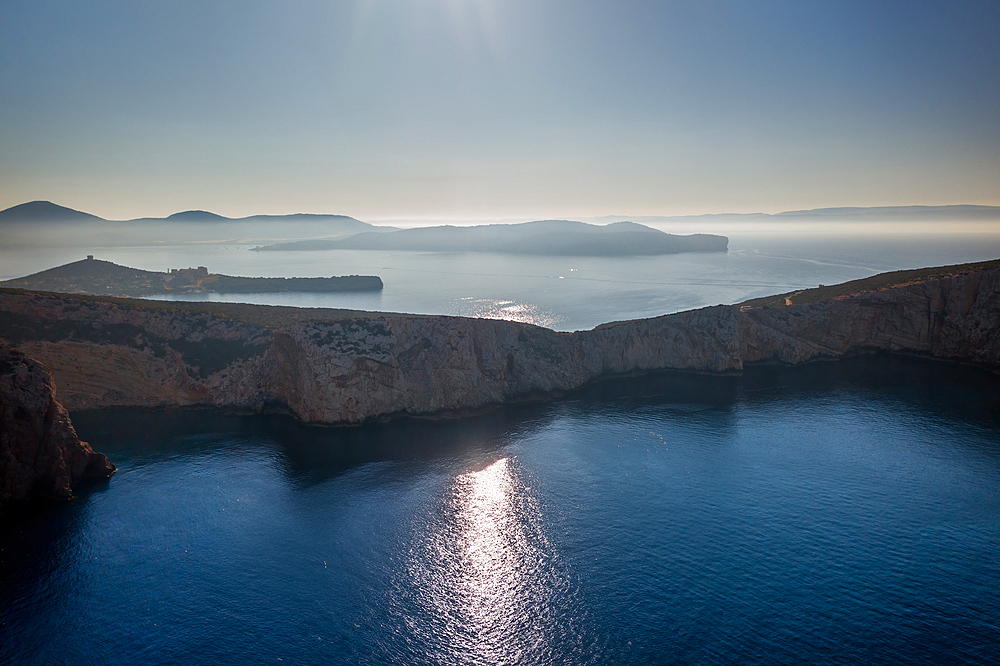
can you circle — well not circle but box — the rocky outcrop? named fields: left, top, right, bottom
left=0, top=347, right=115, bottom=509
left=0, top=265, right=998, bottom=426
left=737, top=266, right=1000, bottom=367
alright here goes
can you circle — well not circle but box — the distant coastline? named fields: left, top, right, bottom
left=4, top=200, right=999, bottom=254
left=0, top=257, right=383, bottom=298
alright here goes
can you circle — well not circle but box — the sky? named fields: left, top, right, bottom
left=1, top=0, right=998, bottom=220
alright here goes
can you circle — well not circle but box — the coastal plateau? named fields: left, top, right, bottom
left=1, top=260, right=997, bottom=426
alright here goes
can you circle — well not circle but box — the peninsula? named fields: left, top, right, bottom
left=0, top=257, right=383, bottom=298
left=1, top=258, right=997, bottom=425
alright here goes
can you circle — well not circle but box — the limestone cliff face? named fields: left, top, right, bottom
left=0, top=347, right=115, bottom=508
left=0, top=266, right=997, bottom=426
left=0, top=292, right=273, bottom=410
left=738, top=268, right=1000, bottom=367
left=265, top=317, right=577, bottom=422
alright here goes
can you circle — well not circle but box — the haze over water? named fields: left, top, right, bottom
left=3, top=230, right=999, bottom=331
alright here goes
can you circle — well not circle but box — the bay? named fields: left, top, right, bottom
left=2, top=357, right=999, bottom=665
left=2, top=231, right=1000, bottom=664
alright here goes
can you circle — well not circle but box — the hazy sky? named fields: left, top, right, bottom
left=2, top=0, right=998, bottom=220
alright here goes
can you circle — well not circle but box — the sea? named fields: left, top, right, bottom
left=2, top=230, right=999, bottom=664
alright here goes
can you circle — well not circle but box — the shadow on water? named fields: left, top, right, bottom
left=0, top=499, right=89, bottom=662
left=571, top=352, right=1000, bottom=425
left=70, top=402, right=565, bottom=489
left=68, top=353, right=1000, bottom=488
left=735, top=353, right=1000, bottom=425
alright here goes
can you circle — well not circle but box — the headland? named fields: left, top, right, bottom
left=0, top=257, right=383, bottom=298
left=1, top=258, right=997, bottom=426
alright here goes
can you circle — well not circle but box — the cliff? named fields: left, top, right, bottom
left=0, top=347, right=115, bottom=510
left=0, top=261, right=997, bottom=425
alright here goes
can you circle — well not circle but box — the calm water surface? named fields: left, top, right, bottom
left=3, top=357, right=999, bottom=665
left=3, top=232, right=1000, bottom=330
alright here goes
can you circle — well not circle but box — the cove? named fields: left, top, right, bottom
left=2, top=355, right=999, bottom=665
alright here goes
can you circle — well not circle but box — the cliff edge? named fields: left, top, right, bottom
left=1, top=347, right=116, bottom=510
left=0, top=260, right=997, bottom=426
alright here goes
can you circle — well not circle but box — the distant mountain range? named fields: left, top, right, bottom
left=2, top=201, right=997, bottom=254
left=0, top=201, right=732, bottom=256
left=0, top=200, right=373, bottom=231
left=0, top=201, right=388, bottom=247
left=774, top=205, right=1000, bottom=219
left=590, top=204, right=1000, bottom=226
left=5, top=201, right=998, bottom=227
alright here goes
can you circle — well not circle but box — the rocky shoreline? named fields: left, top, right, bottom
left=1, top=262, right=997, bottom=428
left=1, top=347, right=115, bottom=511
left=1, top=260, right=997, bottom=509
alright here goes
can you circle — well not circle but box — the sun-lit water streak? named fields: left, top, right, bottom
left=402, top=457, right=580, bottom=665
left=456, top=297, right=564, bottom=328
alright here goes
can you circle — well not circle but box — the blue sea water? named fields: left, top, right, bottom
left=2, top=232, right=1000, bottom=663
left=2, top=357, right=999, bottom=665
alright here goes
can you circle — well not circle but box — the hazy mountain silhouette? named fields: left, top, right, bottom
left=4, top=201, right=997, bottom=251
left=0, top=201, right=387, bottom=246
left=254, top=219, right=729, bottom=256
left=166, top=210, right=230, bottom=222
left=0, top=201, right=375, bottom=230
left=591, top=205, right=1000, bottom=226
left=773, top=205, right=1000, bottom=219
left=0, top=201, right=105, bottom=224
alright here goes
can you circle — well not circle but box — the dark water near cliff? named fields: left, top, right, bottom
left=3, top=356, right=999, bottom=665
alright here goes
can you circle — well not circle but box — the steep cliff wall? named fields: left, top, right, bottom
left=738, top=267, right=1000, bottom=366
left=0, top=347, right=115, bottom=509
left=1, top=265, right=997, bottom=425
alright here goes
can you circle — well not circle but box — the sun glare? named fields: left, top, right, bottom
left=403, top=457, right=571, bottom=664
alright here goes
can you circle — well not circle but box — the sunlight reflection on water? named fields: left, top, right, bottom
left=455, top=298, right=564, bottom=328
left=402, top=458, right=581, bottom=665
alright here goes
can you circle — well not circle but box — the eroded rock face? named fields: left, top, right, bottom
left=1, top=266, right=998, bottom=426
left=738, top=268, right=1000, bottom=366
left=0, top=347, right=115, bottom=509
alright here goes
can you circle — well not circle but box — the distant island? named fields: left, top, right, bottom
left=252, top=219, right=730, bottom=256
left=0, top=257, right=383, bottom=298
